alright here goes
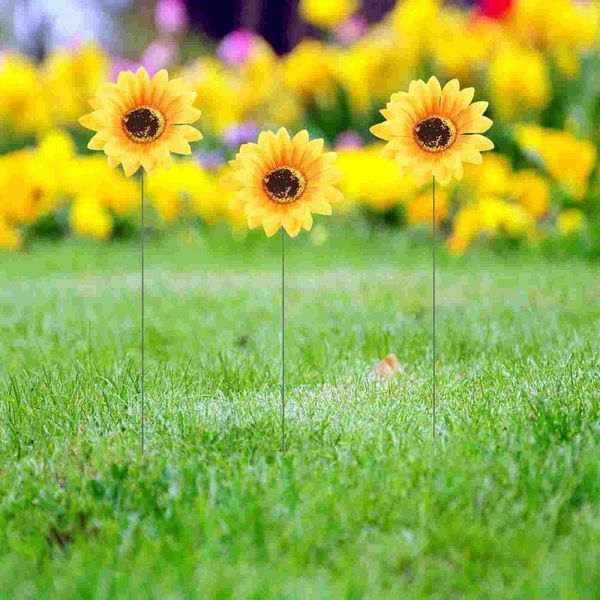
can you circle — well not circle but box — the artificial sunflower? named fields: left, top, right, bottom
left=79, top=67, right=202, bottom=177
left=226, top=128, right=342, bottom=237
left=370, top=76, right=493, bottom=186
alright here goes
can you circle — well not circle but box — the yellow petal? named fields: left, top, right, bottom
left=122, top=158, right=141, bottom=177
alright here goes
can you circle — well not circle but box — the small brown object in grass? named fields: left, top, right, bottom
left=373, top=353, right=403, bottom=379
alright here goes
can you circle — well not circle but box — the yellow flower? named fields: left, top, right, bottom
left=337, top=145, right=417, bottom=212
left=515, top=125, right=597, bottom=200
left=0, top=131, right=74, bottom=227
left=406, top=187, right=449, bottom=226
left=334, top=34, right=417, bottom=112
left=79, top=67, right=203, bottom=177
left=0, top=53, right=51, bottom=135
left=282, top=40, right=338, bottom=107
left=0, top=150, right=40, bottom=224
left=238, top=36, right=279, bottom=113
left=227, top=128, right=342, bottom=237
left=513, top=170, right=550, bottom=219
left=335, top=43, right=379, bottom=112
left=393, top=0, right=440, bottom=60
left=45, top=43, right=109, bottom=126
left=509, top=0, right=599, bottom=53
left=449, top=195, right=536, bottom=254
left=448, top=204, right=481, bottom=255
left=299, top=0, right=359, bottom=29
left=557, top=208, right=584, bottom=235
left=489, top=44, right=550, bottom=119
left=185, top=58, right=243, bottom=135
left=194, top=166, right=243, bottom=227
left=266, top=92, right=302, bottom=129
left=147, top=160, right=204, bottom=222
left=371, top=76, right=494, bottom=186
left=479, top=197, right=534, bottom=238
left=70, top=198, right=113, bottom=239
left=66, top=155, right=137, bottom=217
left=0, top=217, right=22, bottom=250
left=431, top=10, right=494, bottom=81
left=462, top=153, right=512, bottom=197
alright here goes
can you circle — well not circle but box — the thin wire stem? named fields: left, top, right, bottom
left=141, top=171, right=145, bottom=456
left=281, top=227, right=286, bottom=453
left=432, top=175, right=436, bottom=440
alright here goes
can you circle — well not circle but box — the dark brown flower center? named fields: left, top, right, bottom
left=263, top=167, right=306, bottom=204
left=414, top=116, right=456, bottom=152
left=123, top=106, right=165, bottom=143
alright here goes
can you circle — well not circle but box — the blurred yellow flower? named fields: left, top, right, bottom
left=557, top=208, right=584, bottom=235
left=335, top=42, right=380, bottom=112
left=479, top=197, right=534, bottom=238
left=148, top=160, right=250, bottom=229
left=266, top=92, right=302, bottom=128
left=431, top=10, right=493, bottom=80
left=45, top=43, right=109, bottom=126
left=337, top=145, right=417, bottom=212
left=515, top=125, right=597, bottom=200
left=283, top=40, right=338, bottom=107
left=513, top=170, right=550, bottom=219
left=194, top=166, right=243, bottom=227
left=70, top=198, right=113, bottom=240
left=0, top=131, right=75, bottom=227
left=509, top=0, right=599, bottom=53
left=0, top=217, right=22, bottom=250
left=406, top=187, right=449, bottom=226
left=489, top=44, right=550, bottom=119
left=299, top=0, right=359, bottom=29
left=462, top=153, right=512, bottom=197
left=449, top=195, right=535, bottom=254
left=448, top=204, right=481, bottom=255
left=393, top=0, right=440, bottom=59
left=67, top=155, right=138, bottom=216
left=0, top=54, right=51, bottom=135
left=238, top=37, right=280, bottom=114
left=185, top=58, right=242, bottom=135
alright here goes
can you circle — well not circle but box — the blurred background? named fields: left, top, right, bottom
left=0, top=0, right=598, bottom=256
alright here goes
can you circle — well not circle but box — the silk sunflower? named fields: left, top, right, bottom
left=370, top=76, right=493, bottom=186
left=79, top=67, right=202, bottom=177
left=227, top=128, right=342, bottom=237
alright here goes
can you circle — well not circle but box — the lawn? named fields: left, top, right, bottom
left=1, top=228, right=599, bottom=598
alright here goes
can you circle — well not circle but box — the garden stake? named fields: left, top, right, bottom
left=224, top=127, right=344, bottom=455
left=281, top=228, right=286, bottom=453
left=370, top=77, right=494, bottom=441
left=141, top=171, right=145, bottom=456
left=78, top=66, right=204, bottom=458
left=432, top=176, right=436, bottom=440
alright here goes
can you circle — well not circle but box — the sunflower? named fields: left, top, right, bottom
left=79, top=67, right=202, bottom=177
left=226, top=128, right=342, bottom=237
left=370, top=76, right=493, bottom=186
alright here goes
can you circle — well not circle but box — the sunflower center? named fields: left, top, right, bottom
left=414, top=116, right=456, bottom=153
left=263, top=167, right=306, bottom=204
left=123, top=106, right=165, bottom=143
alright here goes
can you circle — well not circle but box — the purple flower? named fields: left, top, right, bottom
left=195, top=150, right=226, bottom=172
left=155, top=0, right=188, bottom=35
left=222, top=122, right=260, bottom=148
left=335, top=15, right=368, bottom=45
left=335, top=131, right=364, bottom=150
left=142, top=38, right=179, bottom=75
left=217, top=29, right=256, bottom=66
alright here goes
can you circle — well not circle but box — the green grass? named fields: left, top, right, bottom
left=1, top=228, right=599, bottom=598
